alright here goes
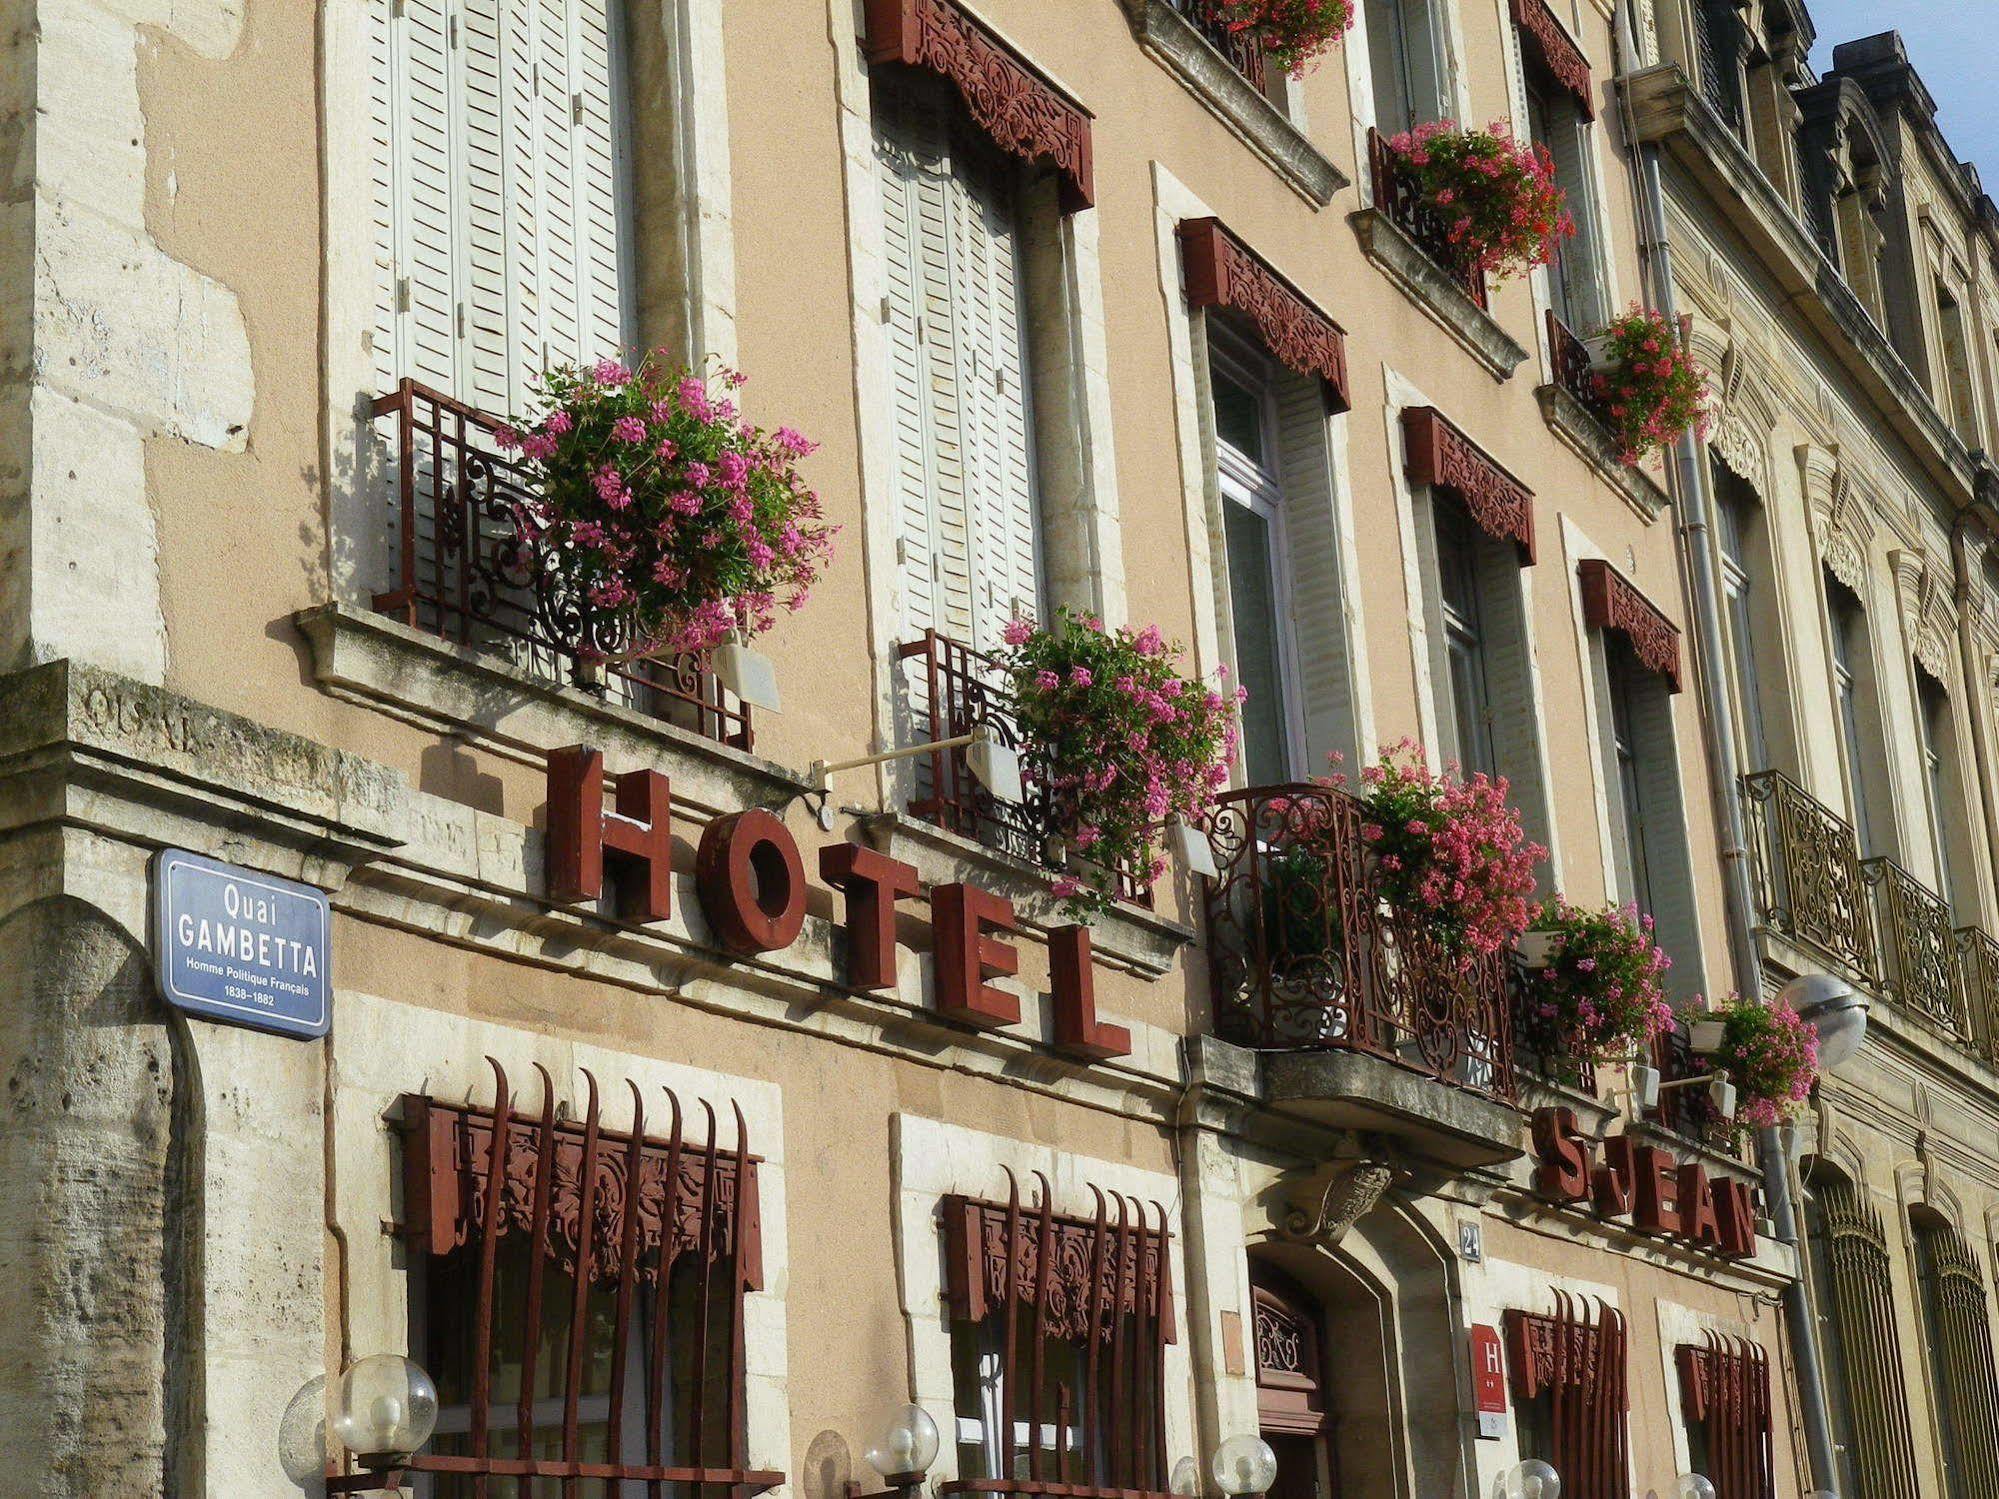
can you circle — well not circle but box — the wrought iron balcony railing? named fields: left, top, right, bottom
left=1165, top=0, right=1269, bottom=91
left=897, top=630, right=1149, bottom=905
left=1741, top=769, right=1875, bottom=980
left=370, top=378, right=753, bottom=750
left=1648, top=1029, right=1746, bottom=1159
left=1864, top=857, right=1964, bottom=1039
left=1512, top=974, right=1598, bottom=1095
left=1366, top=127, right=1489, bottom=310
left=1546, top=309, right=1614, bottom=430
left=1202, top=783, right=1516, bottom=1101
left=1958, top=926, right=1999, bottom=1064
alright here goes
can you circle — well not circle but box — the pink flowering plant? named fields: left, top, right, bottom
left=997, top=608, right=1240, bottom=917
left=1703, top=997, right=1821, bottom=1129
left=1204, top=0, right=1354, bottom=74
left=1519, top=900, right=1677, bottom=1083
left=1591, top=307, right=1713, bottom=465
left=1386, top=120, right=1574, bottom=281
left=497, top=353, right=835, bottom=659
left=1351, top=742, right=1547, bottom=960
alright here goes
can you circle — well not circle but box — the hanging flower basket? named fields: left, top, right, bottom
left=498, top=353, right=836, bottom=662
left=1203, top=0, right=1355, bottom=75
left=1588, top=307, right=1714, bottom=466
left=1384, top=120, right=1575, bottom=281
left=1516, top=900, right=1677, bottom=1084
left=996, top=608, right=1240, bottom=918
left=1700, top=996, right=1821, bottom=1129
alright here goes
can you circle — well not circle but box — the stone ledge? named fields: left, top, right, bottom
left=296, top=601, right=811, bottom=818
left=1260, top=1046, right=1526, bottom=1168
left=1120, top=0, right=1347, bottom=207
left=1535, top=383, right=1670, bottom=521
left=858, top=810, right=1195, bottom=980
left=1349, top=208, right=1527, bottom=379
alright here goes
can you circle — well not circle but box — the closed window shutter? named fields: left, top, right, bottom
left=374, top=0, right=463, bottom=397
left=1472, top=540, right=1554, bottom=860
left=1547, top=109, right=1603, bottom=330
left=1625, top=665, right=1701, bottom=997
left=1272, top=369, right=1356, bottom=766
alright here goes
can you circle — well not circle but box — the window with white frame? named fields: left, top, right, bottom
left=369, top=0, right=635, bottom=416
left=1597, top=633, right=1699, bottom=991
left=1713, top=459, right=1777, bottom=775
left=875, top=71, right=1044, bottom=661
left=1520, top=61, right=1603, bottom=333
left=1914, top=667, right=1965, bottom=911
left=1210, top=335, right=1305, bottom=785
left=1365, top=0, right=1449, bottom=134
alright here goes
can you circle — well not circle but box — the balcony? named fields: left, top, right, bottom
left=1164, top=0, right=1268, bottom=90
left=1364, top=127, right=1488, bottom=310
left=897, top=630, right=1149, bottom=905
left=1863, top=857, right=1965, bottom=1040
left=368, top=378, right=753, bottom=751
left=1741, top=769, right=1876, bottom=982
left=1202, top=783, right=1522, bottom=1167
left=1957, top=927, right=1999, bottom=1064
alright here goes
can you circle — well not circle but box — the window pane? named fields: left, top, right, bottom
left=1211, top=371, right=1265, bottom=467
left=1225, top=500, right=1292, bottom=785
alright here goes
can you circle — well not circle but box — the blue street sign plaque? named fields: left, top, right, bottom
left=152, top=849, right=331, bottom=1040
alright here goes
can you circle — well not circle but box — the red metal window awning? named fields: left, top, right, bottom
left=1579, top=557, right=1684, bottom=691
left=863, top=0, right=1095, bottom=211
left=1178, top=217, right=1350, bottom=412
left=1504, top=1296, right=1630, bottom=1499
left=1512, top=0, right=1595, bottom=119
left=1402, top=406, right=1537, bottom=563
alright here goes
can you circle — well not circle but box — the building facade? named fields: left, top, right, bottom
left=0, top=0, right=1995, bottom=1495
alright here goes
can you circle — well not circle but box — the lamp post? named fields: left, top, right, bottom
left=852, top=1405, right=942, bottom=1499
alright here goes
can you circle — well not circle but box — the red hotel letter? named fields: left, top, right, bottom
left=1593, top=1135, right=1636, bottom=1217
left=1632, top=1145, right=1684, bottom=1235
left=819, top=843, right=923, bottom=991
left=1530, top=1108, right=1590, bottom=1203
left=932, top=883, right=1020, bottom=1028
left=1715, top=1179, right=1758, bottom=1258
left=547, top=746, right=673, bottom=922
left=1679, top=1163, right=1724, bottom=1249
left=695, top=810, right=808, bottom=955
left=1049, top=925, right=1130, bottom=1061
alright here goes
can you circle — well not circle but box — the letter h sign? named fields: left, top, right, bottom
left=546, top=746, right=673, bottom=922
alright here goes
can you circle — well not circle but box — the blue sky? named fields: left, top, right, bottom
left=1806, top=2, right=1999, bottom=185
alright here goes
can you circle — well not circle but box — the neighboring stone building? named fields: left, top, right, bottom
left=3, top=1, right=1997, bottom=1497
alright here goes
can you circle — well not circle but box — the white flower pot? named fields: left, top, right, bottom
left=1514, top=930, right=1562, bottom=969
left=1688, top=1019, right=1727, bottom=1055
left=1582, top=333, right=1618, bottom=373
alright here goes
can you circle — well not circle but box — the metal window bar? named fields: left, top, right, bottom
left=1863, top=856, right=1963, bottom=1038
left=941, top=1172, right=1175, bottom=1499
left=1513, top=959, right=1598, bottom=1094
left=1545, top=309, right=1615, bottom=433
left=1503, top=1296, right=1629, bottom=1499
left=1201, top=783, right=1517, bottom=1100
left=394, top=1060, right=782, bottom=1498
left=1366, top=128, right=1489, bottom=309
left=370, top=378, right=753, bottom=751
left=1813, top=1178, right=1923, bottom=1499
left=1164, top=0, right=1269, bottom=91
left=1677, top=1334, right=1776, bottom=1499
left=1740, top=769, right=1876, bottom=981
left=898, top=630, right=1151, bottom=906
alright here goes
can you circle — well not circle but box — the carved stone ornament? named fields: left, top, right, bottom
left=1812, top=461, right=1871, bottom=596
left=1712, top=410, right=1770, bottom=499
left=1180, top=217, right=1350, bottom=411
left=1511, top=0, right=1593, bottom=118
left=864, top=0, right=1095, bottom=212
left=1891, top=548, right=1956, bottom=684
left=1579, top=558, right=1683, bottom=690
left=1402, top=406, right=1537, bottom=562
left=1280, top=1159, right=1396, bottom=1248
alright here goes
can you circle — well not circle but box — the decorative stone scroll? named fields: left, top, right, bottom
left=1402, top=406, right=1537, bottom=562
left=941, top=1189, right=1178, bottom=1342
left=400, top=1066, right=763, bottom=1289
left=1579, top=558, right=1683, bottom=691
left=1179, top=217, right=1350, bottom=411
left=1511, top=0, right=1594, bottom=118
left=864, top=0, right=1095, bottom=211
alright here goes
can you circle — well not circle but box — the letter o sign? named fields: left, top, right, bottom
left=695, top=810, right=808, bottom=955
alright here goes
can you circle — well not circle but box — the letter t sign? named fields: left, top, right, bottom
left=546, top=745, right=673, bottom=922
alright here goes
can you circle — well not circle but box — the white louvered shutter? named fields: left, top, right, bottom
left=1272, top=368, right=1358, bottom=765
left=373, top=0, right=462, bottom=398
left=1473, top=540, right=1555, bottom=871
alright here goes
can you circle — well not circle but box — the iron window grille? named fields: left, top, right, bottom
left=395, top=1060, right=781, bottom=1497
left=1675, top=1334, right=1775, bottom=1499
left=1503, top=1296, right=1629, bottom=1499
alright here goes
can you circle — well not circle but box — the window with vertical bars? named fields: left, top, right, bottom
left=941, top=1175, right=1176, bottom=1497
left=396, top=1061, right=781, bottom=1497
left=1503, top=1296, right=1628, bottom=1499
left=1675, top=1334, right=1775, bottom=1499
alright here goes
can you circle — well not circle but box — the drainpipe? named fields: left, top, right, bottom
left=1611, top=5, right=1839, bottom=1488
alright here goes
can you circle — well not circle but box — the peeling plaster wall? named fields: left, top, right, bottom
left=0, top=0, right=253, bottom=686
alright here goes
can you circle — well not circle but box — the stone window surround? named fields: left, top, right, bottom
left=1650, top=1298, right=1775, bottom=1484
left=890, top=1113, right=1196, bottom=1490
left=333, top=993, right=795, bottom=1494
left=829, top=0, right=1126, bottom=822
left=1150, top=162, right=1378, bottom=765
left=1117, top=0, right=1348, bottom=208
left=319, top=0, right=740, bottom=616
